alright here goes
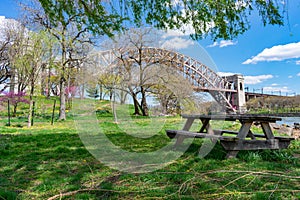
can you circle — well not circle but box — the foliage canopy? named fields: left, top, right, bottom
left=37, top=0, right=286, bottom=40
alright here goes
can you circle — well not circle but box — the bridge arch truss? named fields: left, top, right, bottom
left=88, top=47, right=244, bottom=112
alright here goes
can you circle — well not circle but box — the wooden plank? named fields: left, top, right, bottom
left=220, top=139, right=291, bottom=150
left=175, top=135, right=186, bottom=146
left=214, top=129, right=294, bottom=140
left=182, top=118, right=195, bottom=131
left=261, top=122, right=275, bottom=139
left=199, top=119, right=215, bottom=135
left=199, top=119, right=209, bottom=133
left=237, top=122, right=252, bottom=139
left=275, top=136, right=295, bottom=141
left=216, top=129, right=259, bottom=137
left=181, top=114, right=281, bottom=122
left=247, top=130, right=256, bottom=140
left=166, top=130, right=238, bottom=141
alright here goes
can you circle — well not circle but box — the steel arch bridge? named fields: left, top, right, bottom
left=88, top=47, right=246, bottom=112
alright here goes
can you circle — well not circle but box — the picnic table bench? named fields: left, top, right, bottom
left=166, top=114, right=295, bottom=158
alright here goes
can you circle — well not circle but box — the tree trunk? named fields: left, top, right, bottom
left=160, top=96, right=168, bottom=114
left=11, top=104, right=16, bottom=117
left=47, top=65, right=51, bottom=99
left=59, top=77, right=66, bottom=120
left=28, top=100, right=33, bottom=128
left=28, top=78, right=35, bottom=127
left=133, top=95, right=140, bottom=115
left=66, top=73, right=71, bottom=110
left=140, top=86, right=149, bottom=116
left=120, top=90, right=127, bottom=105
left=129, top=87, right=140, bottom=115
left=40, top=65, right=46, bottom=96
left=59, top=31, right=67, bottom=120
left=109, top=88, right=113, bottom=101
left=9, top=68, right=15, bottom=94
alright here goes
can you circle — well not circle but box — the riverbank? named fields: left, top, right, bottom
left=270, top=122, right=300, bottom=139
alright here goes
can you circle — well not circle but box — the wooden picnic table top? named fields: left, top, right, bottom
left=181, top=114, right=282, bottom=122
left=167, top=114, right=293, bottom=158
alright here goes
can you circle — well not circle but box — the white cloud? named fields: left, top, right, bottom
left=297, top=73, right=300, bottom=77
left=296, top=60, right=300, bottom=65
left=244, top=75, right=273, bottom=85
left=161, top=37, right=195, bottom=50
left=235, top=0, right=249, bottom=9
left=161, top=8, right=215, bottom=40
left=161, top=24, right=195, bottom=39
left=217, top=72, right=235, bottom=77
left=217, top=72, right=273, bottom=85
left=207, top=40, right=238, bottom=48
left=207, top=42, right=218, bottom=48
left=263, top=86, right=289, bottom=93
left=219, top=40, right=238, bottom=48
left=288, top=75, right=293, bottom=78
left=271, top=83, right=279, bottom=86
left=161, top=29, right=185, bottom=38
left=243, top=42, right=300, bottom=64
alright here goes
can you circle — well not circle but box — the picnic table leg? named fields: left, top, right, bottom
left=225, top=121, right=253, bottom=158
left=261, top=122, right=275, bottom=139
left=175, top=136, right=186, bottom=146
left=199, top=119, right=209, bottom=133
left=175, top=118, right=195, bottom=146
left=226, top=150, right=239, bottom=159
left=200, top=119, right=219, bottom=147
left=183, top=118, right=195, bottom=131
left=247, top=130, right=256, bottom=140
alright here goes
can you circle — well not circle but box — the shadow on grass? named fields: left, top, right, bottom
left=0, top=131, right=109, bottom=199
left=0, top=129, right=299, bottom=199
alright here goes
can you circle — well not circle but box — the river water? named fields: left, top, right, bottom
left=277, top=117, right=300, bottom=126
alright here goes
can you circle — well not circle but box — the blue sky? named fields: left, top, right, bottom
left=201, top=1, right=300, bottom=96
left=1, top=0, right=300, bottom=95
left=200, top=2, right=300, bottom=96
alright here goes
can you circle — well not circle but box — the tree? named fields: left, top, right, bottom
left=0, top=30, right=10, bottom=92
left=13, top=31, right=52, bottom=127
left=0, top=17, right=29, bottom=94
left=22, top=0, right=95, bottom=120
left=39, top=34, right=59, bottom=98
left=38, top=0, right=286, bottom=41
left=148, top=65, right=195, bottom=115
left=104, top=28, right=164, bottom=116
left=0, top=91, right=29, bottom=117
left=100, top=28, right=202, bottom=116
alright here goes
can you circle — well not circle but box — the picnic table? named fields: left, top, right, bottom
left=166, top=114, right=295, bottom=158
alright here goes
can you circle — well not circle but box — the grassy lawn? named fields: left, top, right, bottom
left=0, top=99, right=299, bottom=199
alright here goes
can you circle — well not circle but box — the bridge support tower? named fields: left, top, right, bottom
left=226, top=74, right=246, bottom=113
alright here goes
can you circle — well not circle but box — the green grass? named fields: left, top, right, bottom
left=0, top=99, right=299, bottom=199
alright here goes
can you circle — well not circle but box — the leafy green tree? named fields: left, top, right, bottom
left=22, top=0, right=95, bottom=120
left=37, top=0, right=286, bottom=40
left=35, top=0, right=287, bottom=118
left=12, top=30, right=53, bottom=127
